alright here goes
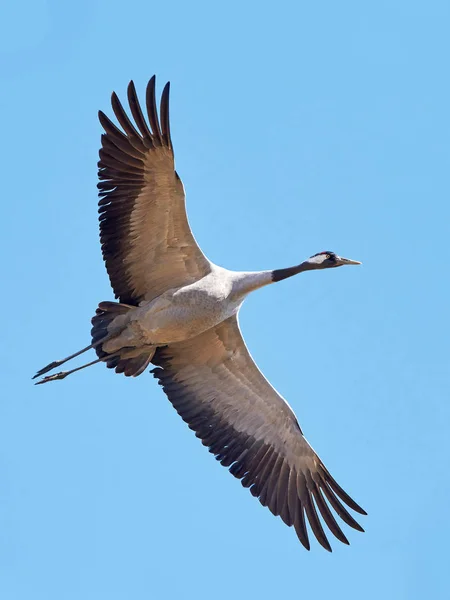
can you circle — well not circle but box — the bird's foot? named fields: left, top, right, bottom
left=32, top=360, right=65, bottom=379
left=34, top=371, right=70, bottom=385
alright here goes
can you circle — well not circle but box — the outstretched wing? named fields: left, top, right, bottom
left=98, top=76, right=211, bottom=305
left=151, top=315, right=366, bottom=551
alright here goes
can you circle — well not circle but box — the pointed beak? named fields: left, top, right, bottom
left=337, top=256, right=362, bottom=266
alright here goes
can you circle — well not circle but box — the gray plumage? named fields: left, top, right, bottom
left=35, top=76, right=365, bottom=551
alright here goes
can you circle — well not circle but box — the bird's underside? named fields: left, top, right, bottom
left=34, top=76, right=366, bottom=551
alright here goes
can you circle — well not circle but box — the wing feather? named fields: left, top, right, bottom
left=151, top=315, right=366, bottom=550
left=127, top=81, right=153, bottom=141
left=146, top=76, right=163, bottom=143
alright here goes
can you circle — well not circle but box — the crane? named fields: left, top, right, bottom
left=34, top=76, right=366, bottom=551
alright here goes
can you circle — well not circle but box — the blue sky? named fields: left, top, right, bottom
left=1, top=0, right=449, bottom=598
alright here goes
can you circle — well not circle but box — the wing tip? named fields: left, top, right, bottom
left=342, top=537, right=350, bottom=546
left=127, top=79, right=137, bottom=96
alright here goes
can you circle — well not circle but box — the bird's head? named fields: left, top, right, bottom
left=303, top=251, right=362, bottom=270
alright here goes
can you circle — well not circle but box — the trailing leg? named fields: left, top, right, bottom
left=33, top=300, right=132, bottom=381
left=34, top=357, right=105, bottom=385
left=33, top=344, right=94, bottom=379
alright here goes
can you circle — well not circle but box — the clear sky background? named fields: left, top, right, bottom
left=1, top=1, right=449, bottom=599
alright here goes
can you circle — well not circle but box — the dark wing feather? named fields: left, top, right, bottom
left=151, top=315, right=366, bottom=551
left=98, top=76, right=210, bottom=305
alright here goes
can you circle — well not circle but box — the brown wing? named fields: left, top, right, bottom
left=151, top=315, right=366, bottom=551
left=98, top=76, right=211, bottom=305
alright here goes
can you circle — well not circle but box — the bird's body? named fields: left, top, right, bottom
left=102, top=267, right=271, bottom=353
left=35, top=76, right=366, bottom=551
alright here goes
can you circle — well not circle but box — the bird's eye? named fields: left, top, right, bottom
left=326, top=253, right=331, bottom=259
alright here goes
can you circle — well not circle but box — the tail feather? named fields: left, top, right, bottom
left=114, top=352, right=154, bottom=377
left=91, top=301, right=154, bottom=377
left=91, top=301, right=132, bottom=350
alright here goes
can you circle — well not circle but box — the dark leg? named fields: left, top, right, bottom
left=34, top=357, right=106, bottom=385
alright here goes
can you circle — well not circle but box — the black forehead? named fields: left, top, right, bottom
left=311, top=251, right=335, bottom=258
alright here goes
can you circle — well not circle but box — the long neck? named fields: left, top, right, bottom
left=231, top=270, right=274, bottom=298
left=231, top=262, right=313, bottom=298
left=271, top=261, right=314, bottom=282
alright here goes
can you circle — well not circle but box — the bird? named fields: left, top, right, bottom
left=34, top=75, right=366, bottom=551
